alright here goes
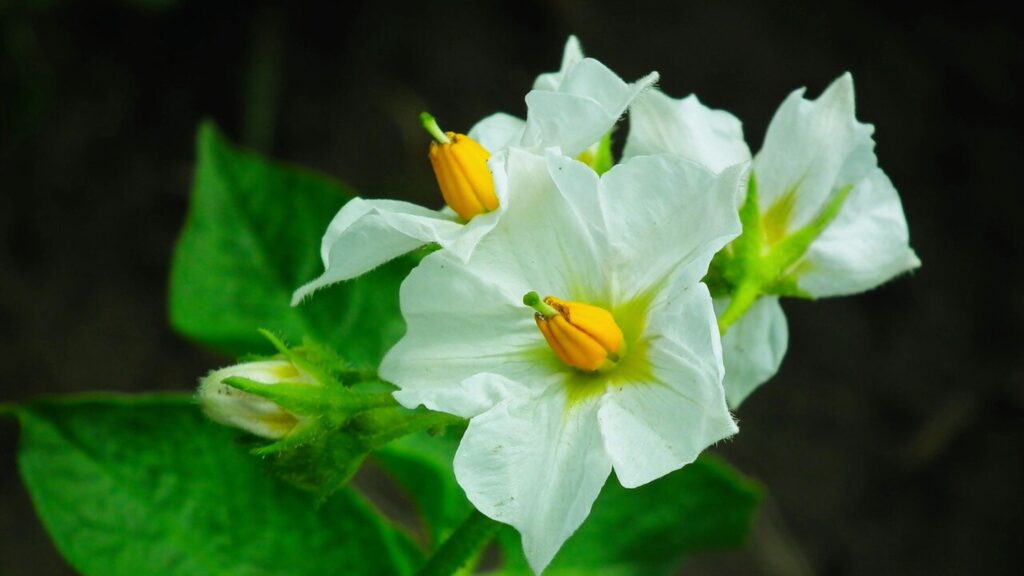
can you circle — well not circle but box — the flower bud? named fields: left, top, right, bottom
left=524, top=292, right=624, bottom=372
left=197, top=359, right=316, bottom=439
left=421, top=112, right=498, bottom=221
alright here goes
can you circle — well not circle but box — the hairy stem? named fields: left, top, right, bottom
left=416, top=508, right=502, bottom=576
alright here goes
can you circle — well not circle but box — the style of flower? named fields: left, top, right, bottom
left=625, top=73, right=920, bottom=407
left=380, top=147, right=744, bottom=573
left=292, top=37, right=658, bottom=304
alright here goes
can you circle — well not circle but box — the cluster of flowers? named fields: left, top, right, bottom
left=200, top=37, right=918, bottom=573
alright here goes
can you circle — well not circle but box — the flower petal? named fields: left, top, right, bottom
left=753, top=73, right=876, bottom=231
left=593, top=154, right=745, bottom=301
left=291, top=198, right=462, bottom=304
left=292, top=195, right=510, bottom=304
left=522, top=58, right=659, bottom=157
left=599, top=282, right=737, bottom=488
left=468, top=113, right=526, bottom=153
left=797, top=168, right=920, bottom=297
left=379, top=246, right=554, bottom=418
left=624, top=89, right=752, bottom=173
left=714, top=296, right=789, bottom=408
left=496, top=149, right=611, bottom=301
left=455, top=386, right=611, bottom=574
left=533, top=36, right=585, bottom=91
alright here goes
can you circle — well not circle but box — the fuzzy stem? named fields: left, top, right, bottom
left=416, top=508, right=502, bottom=576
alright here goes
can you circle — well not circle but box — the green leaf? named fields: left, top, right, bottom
left=495, top=455, right=762, bottom=575
left=169, top=122, right=411, bottom=367
left=12, top=394, right=421, bottom=576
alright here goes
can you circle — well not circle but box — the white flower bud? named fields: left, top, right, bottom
left=197, top=359, right=315, bottom=439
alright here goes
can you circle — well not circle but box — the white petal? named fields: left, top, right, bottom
left=753, top=73, right=877, bottom=230
left=495, top=149, right=611, bottom=301
left=715, top=296, right=789, bottom=408
left=797, top=169, right=921, bottom=297
left=595, top=154, right=745, bottom=301
left=379, top=248, right=554, bottom=418
left=533, top=36, right=585, bottom=91
left=455, top=386, right=611, bottom=574
left=521, top=58, right=659, bottom=157
left=599, top=283, right=737, bottom=488
left=468, top=113, right=526, bottom=153
left=291, top=198, right=463, bottom=304
left=624, top=89, right=752, bottom=173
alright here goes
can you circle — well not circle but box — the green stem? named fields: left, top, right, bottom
left=717, top=280, right=761, bottom=335
left=416, top=509, right=502, bottom=576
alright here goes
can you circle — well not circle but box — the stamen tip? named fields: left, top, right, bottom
left=523, top=291, right=541, bottom=307
left=420, top=111, right=450, bottom=144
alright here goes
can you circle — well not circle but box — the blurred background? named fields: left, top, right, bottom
left=1, top=1, right=1021, bottom=574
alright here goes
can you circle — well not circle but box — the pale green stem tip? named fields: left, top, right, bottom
left=420, top=112, right=451, bottom=144
left=523, top=291, right=558, bottom=318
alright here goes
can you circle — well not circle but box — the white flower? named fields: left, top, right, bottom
left=292, top=37, right=658, bottom=304
left=380, top=148, right=744, bottom=573
left=197, top=359, right=316, bottom=439
left=625, top=73, right=920, bottom=407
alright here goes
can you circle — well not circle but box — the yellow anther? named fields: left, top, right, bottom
left=421, top=112, right=499, bottom=221
left=524, top=292, right=624, bottom=372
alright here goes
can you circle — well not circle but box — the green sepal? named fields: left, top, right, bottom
left=221, top=376, right=394, bottom=418
left=577, top=130, right=616, bottom=175
left=255, top=406, right=464, bottom=502
left=708, top=173, right=853, bottom=332
left=760, top=184, right=853, bottom=295
left=258, top=421, right=376, bottom=503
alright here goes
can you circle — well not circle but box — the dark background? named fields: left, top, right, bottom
left=2, top=1, right=1021, bottom=574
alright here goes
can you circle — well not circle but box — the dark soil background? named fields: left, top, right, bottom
left=2, top=1, right=1021, bottom=574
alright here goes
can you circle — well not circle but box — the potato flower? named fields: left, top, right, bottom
left=381, top=147, right=744, bottom=572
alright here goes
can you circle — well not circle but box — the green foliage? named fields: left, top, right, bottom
left=169, top=122, right=411, bottom=367
left=495, top=455, right=762, bottom=575
left=11, top=394, right=421, bottom=576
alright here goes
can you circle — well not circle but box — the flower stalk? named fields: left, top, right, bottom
left=416, top=509, right=502, bottom=576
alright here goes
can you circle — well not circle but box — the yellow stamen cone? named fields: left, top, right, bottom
left=525, top=292, right=624, bottom=372
left=421, top=113, right=498, bottom=221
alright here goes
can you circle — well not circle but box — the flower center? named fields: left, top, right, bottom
left=421, top=112, right=499, bottom=221
left=523, top=291, right=625, bottom=372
